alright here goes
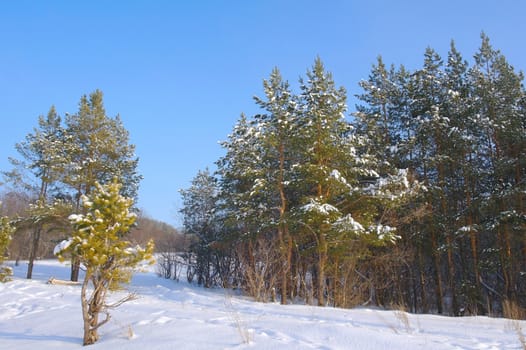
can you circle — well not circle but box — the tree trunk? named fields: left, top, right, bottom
left=26, top=226, right=42, bottom=279
left=277, top=142, right=292, bottom=304
left=431, top=228, right=444, bottom=314
left=417, top=244, right=428, bottom=313
left=81, top=274, right=99, bottom=346
left=27, top=178, right=48, bottom=279
left=463, top=151, right=483, bottom=313
left=502, top=222, right=515, bottom=301
left=317, top=237, right=328, bottom=306
left=445, top=233, right=457, bottom=315
left=71, top=257, right=81, bottom=282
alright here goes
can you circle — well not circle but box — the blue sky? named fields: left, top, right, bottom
left=1, top=1, right=525, bottom=227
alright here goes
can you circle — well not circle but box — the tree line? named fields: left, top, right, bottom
left=180, top=34, right=526, bottom=316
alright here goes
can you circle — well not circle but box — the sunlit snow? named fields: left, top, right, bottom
left=0, top=259, right=524, bottom=349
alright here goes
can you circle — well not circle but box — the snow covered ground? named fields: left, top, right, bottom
left=1, top=260, right=524, bottom=349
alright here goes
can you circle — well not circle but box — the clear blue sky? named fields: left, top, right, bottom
left=1, top=1, right=524, bottom=227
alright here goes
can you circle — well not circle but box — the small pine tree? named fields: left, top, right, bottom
left=55, top=179, right=154, bottom=346
left=0, top=209, right=15, bottom=282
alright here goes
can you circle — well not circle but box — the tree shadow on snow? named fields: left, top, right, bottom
left=0, top=331, right=80, bottom=345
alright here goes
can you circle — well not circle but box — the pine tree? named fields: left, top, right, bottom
left=65, top=90, right=141, bottom=204
left=443, top=41, right=485, bottom=312
left=180, top=168, right=222, bottom=287
left=471, top=33, right=526, bottom=304
left=3, top=92, right=141, bottom=281
left=55, top=179, right=154, bottom=346
left=0, top=210, right=15, bottom=282
left=215, top=68, right=301, bottom=302
left=354, top=56, right=401, bottom=175
left=2, top=106, right=71, bottom=279
left=295, top=58, right=401, bottom=306
left=252, top=67, right=298, bottom=303
left=217, top=114, right=268, bottom=235
left=64, top=90, right=141, bottom=281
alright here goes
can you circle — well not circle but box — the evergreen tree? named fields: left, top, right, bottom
left=295, top=58, right=400, bottom=306
left=64, top=90, right=141, bottom=281
left=471, top=33, right=526, bottom=304
left=2, top=106, right=72, bottom=278
left=354, top=56, right=401, bottom=175
left=0, top=209, right=15, bottom=282
left=217, top=63, right=344, bottom=304
left=180, top=168, right=223, bottom=287
left=252, top=67, right=298, bottom=303
left=55, top=179, right=154, bottom=346
left=64, top=90, right=141, bottom=204
left=217, top=114, right=268, bottom=244
left=443, top=41, right=485, bottom=312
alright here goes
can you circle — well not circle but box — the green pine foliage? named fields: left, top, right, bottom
left=0, top=211, right=15, bottom=282
left=354, top=34, right=526, bottom=315
left=56, top=179, right=154, bottom=345
left=209, top=58, right=411, bottom=306
left=184, top=35, right=525, bottom=315
left=179, top=169, right=223, bottom=288
left=64, top=90, right=141, bottom=203
left=2, top=90, right=142, bottom=281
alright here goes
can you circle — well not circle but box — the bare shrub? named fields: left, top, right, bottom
left=392, top=304, right=412, bottom=333
left=238, top=238, right=280, bottom=302
left=156, top=233, right=184, bottom=280
left=157, top=251, right=181, bottom=280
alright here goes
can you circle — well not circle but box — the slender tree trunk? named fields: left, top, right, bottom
left=418, top=243, right=428, bottom=313
left=445, top=233, right=457, bottom=315
left=317, top=236, right=328, bottom=306
left=71, top=257, right=81, bottom=282
left=502, top=222, right=515, bottom=301
left=465, top=183, right=482, bottom=313
left=71, top=184, right=84, bottom=281
left=277, top=142, right=291, bottom=304
left=277, top=226, right=288, bottom=304
left=437, top=132, right=456, bottom=315
left=497, top=226, right=511, bottom=300
left=26, top=226, right=42, bottom=279
left=27, top=178, right=49, bottom=279
left=431, top=228, right=444, bottom=314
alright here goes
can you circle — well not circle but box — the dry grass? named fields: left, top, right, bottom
left=503, top=300, right=526, bottom=350
left=376, top=303, right=414, bottom=334
left=394, top=309, right=411, bottom=333
left=375, top=306, right=412, bottom=335
left=224, top=293, right=253, bottom=344
left=126, top=325, right=135, bottom=340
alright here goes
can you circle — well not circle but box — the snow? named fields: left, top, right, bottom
left=302, top=199, right=340, bottom=216
left=53, top=239, right=72, bottom=256
left=68, top=214, right=83, bottom=223
left=1, top=259, right=525, bottom=349
left=333, top=214, right=365, bottom=232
